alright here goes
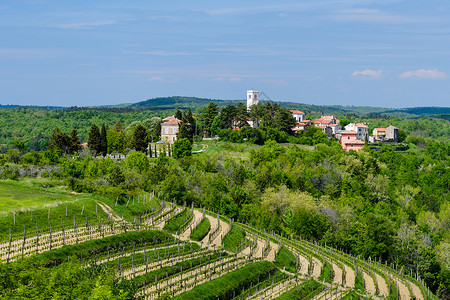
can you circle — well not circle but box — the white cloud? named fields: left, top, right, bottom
left=399, top=69, right=447, bottom=79
left=352, top=69, right=383, bottom=79
left=52, top=21, right=115, bottom=29
left=229, top=77, right=243, bottom=82
left=148, top=76, right=162, bottom=82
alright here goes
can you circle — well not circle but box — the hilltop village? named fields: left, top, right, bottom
left=161, top=90, right=400, bottom=152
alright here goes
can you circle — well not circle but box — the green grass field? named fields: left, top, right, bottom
left=0, top=179, right=159, bottom=241
left=0, top=180, right=82, bottom=214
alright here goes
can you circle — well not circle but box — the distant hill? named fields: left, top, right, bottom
left=123, top=96, right=450, bottom=118
left=127, top=96, right=238, bottom=110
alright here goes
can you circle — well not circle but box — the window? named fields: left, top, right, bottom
left=348, top=136, right=350, bottom=140
left=248, top=95, right=251, bottom=99
left=165, top=128, right=168, bottom=134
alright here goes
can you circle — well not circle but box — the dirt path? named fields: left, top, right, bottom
left=363, top=272, right=376, bottom=296
left=312, top=257, right=323, bottom=278
left=343, top=265, right=355, bottom=288
left=96, top=201, right=121, bottom=221
left=374, top=273, right=389, bottom=297
left=332, top=263, right=343, bottom=286
left=180, top=209, right=203, bottom=240
left=408, top=280, right=424, bottom=300
left=393, top=277, right=412, bottom=300
left=155, top=207, right=181, bottom=230
left=200, top=214, right=217, bottom=247
left=265, top=241, right=278, bottom=262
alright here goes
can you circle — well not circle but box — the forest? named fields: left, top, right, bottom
left=0, top=102, right=449, bottom=299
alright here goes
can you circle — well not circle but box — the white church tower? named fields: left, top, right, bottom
left=246, top=90, right=259, bottom=110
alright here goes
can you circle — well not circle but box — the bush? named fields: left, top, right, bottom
left=173, top=138, right=192, bottom=158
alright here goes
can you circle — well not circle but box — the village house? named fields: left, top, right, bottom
left=373, top=128, right=386, bottom=141
left=161, top=116, right=181, bottom=144
left=373, top=125, right=399, bottom=142
left=314, top=115, right=339, bottom=127
left=344, top=122, right=369, bottom=141
left=290, top=110, right=305, bottom=122
left=340, top=131, right=365, bottom=152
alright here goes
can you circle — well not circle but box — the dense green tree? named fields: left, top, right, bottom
left=177, top=110, right=196, bottom=142
left=69, top=129, right=80, bottom=154
left=87, top=124, right=102, bottom=155
left=113, top=119, right=124, bottom=132
left=273, top=107, right=297, bottom=134
left=218, top=105, right=236, bottom=129
left=100, top=124, right=108, bottom=156
left=173, top=138, right=192, bottom=158
left=107, top=130, right=126, bottom=154
left=131, top=124, right=148, bottom=153
left=201, top=102, right=219, bottom=136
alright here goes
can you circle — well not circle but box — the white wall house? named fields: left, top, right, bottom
left=344, top=122, right=369, bottom=140
left=290, top=110, right=305, bottom=122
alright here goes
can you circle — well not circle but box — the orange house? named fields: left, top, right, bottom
left=340, top=131, right=365, bottom=152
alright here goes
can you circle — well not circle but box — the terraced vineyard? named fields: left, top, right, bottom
left=0, top=198, right=438, bottom=299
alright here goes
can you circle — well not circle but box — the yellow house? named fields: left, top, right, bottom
left=161, top=116, right=181, bottom=144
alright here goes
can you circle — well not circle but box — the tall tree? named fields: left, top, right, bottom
left=113, top=120, right=124, bottom=132
left=202, top=102, right=219, bottom=136
left=68, top=129, right=80, bottom=154
left=273, top=107, right=297, bottom=134
left=218, top=105, right=236, bottom=129
left=177, top=109, right=196, bottom=142
left=100, top=124, right=108, bottom=156
left=49, top=127, right=70, bottom=154
left=235, top=103, right=249, bottom=128
left=87, top=124, right=101, bottom=155
left=132, top=124, right=149, bottom=153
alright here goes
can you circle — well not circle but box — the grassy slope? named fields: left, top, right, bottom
left=190, top=217, right=210, bottom=241
left=173, top=261, right=275, bottom=300
left=0, top=179, right=159, bottom=241
left=222, top=224, right=251, bottom=253
left=276, top=279, right=323, bottom=300
left=274, top=246, right=297, bottom=273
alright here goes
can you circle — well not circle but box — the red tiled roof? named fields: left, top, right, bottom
left=355, top=123, right=368, bottom=128
left=290, top=110, right=305, bottom=114
left=340, top=131, right=357, bottom=135
left=162, top=116, right=181, bottom=125
left=300, top=120, right=310, bottom=123
left=374, top=128, right=386, bottom=131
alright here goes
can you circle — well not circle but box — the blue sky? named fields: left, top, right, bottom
left=0, top=0, right=449, bottom=108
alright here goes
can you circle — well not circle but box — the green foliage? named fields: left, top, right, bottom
left=173, top=261, right=276, bottom=300
left=124, top=150, right=150, bottom=174
left=190, top=217, right=211, bottom=241
left=100, top=124, right=108, bottom=156
left=318, top=260, right=333, bottom=283
left=173, top=138, right=192, bottom=158
left=277, top=279, right=323, bottom=300
left=88, top=124, right=102, bottom=155
left=222, top=224, right=250, bottom=253
left=163, top=208, right=191, bottom=233
left=131, top=124, right=148, bottom=153
left=274, top=246, right=298, bottom=273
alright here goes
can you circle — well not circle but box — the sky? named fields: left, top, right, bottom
left=0, top=0, right=449, bottom=108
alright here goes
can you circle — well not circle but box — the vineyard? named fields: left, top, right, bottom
left=0, top=189, right=437, bottom=300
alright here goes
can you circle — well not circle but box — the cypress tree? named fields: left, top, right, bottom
left=87, top=124, right=101, bottom=155
left=100, top=124, right=108, bottom=156
left=132, top=124, right=148, bottom=153
left=69, top=129, right=80, bottom=154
